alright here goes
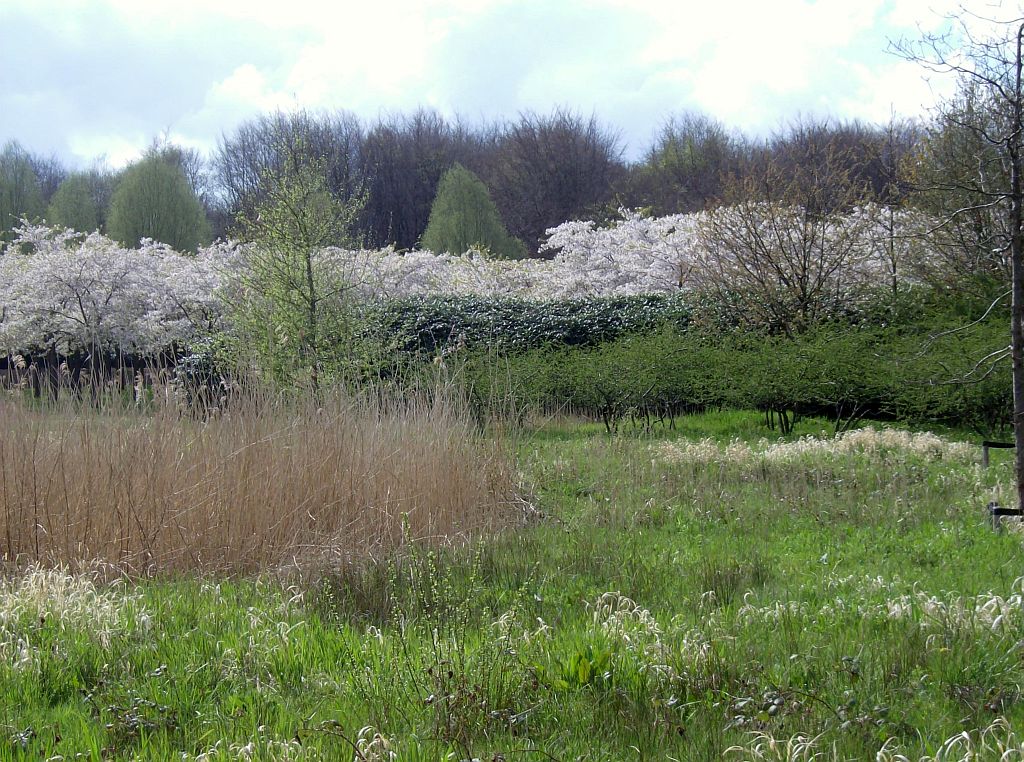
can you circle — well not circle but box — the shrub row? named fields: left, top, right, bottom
left=359, top=294, right=692, bottom=355
left=463, top=321, right=1012, bottom=435
left=353, top=285, right=961, bottom=360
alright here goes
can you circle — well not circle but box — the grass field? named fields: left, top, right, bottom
left=1, top=409, right=1022, bottom=760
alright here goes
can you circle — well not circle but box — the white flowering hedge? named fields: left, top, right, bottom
left=0, top=203, right=933, bottom=358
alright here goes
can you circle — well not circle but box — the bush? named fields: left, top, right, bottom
left=463, top=320, right=1012, bottom=436
left=360, top=294, right=692, bottom=356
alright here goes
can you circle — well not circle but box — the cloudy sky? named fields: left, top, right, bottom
left=0, top=0, right=1008, bottom=168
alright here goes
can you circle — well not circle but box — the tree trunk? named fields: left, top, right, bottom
left=1011, top=24, right=1024, bottom=511
left=1012, top=230, right=1024, bottom=510
left=304, top=250, right=320, bottom=391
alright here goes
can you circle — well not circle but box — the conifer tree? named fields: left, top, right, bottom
left=421, top=163, right=526, bottom=259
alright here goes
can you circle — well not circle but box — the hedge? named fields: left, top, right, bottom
left=358, top=294, right=692, bottom=355
left=462, top=321, right=1012, bottom=436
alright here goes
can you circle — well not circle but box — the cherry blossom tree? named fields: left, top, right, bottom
left=0, top=222, right=237, bottom=395
left=0, top=203, right=933, bottom=383
left=541, top=209, right=699, bottom=297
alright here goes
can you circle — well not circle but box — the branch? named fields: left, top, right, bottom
left=931, top=344, right=1011, bottom=385
left=926, top=289, right=1010, bottom=344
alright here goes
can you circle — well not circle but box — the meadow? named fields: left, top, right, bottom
left=0, top=397, right=1020, bottom=761
left=3, top=16, right=1023, bottom=757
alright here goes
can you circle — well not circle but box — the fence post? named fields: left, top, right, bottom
left=981, top=440, right=1015, bottom=469
left=988, top=501, right=1023, bottom=532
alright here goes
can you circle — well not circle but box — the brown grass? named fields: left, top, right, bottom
left=0, top=384, right=522, bottom=574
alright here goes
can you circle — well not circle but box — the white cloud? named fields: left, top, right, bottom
left=67, top=134, right=147, bottom=168
left=6, top=0, right=1016, bottom=165
left=205, top=64, right=294, bottom=114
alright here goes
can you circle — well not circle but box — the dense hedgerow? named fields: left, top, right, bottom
left=359, top=293, right=692, bottom=354
left=463, top=318, right=1012, bottom=435
left=354, top=284, right=955, bottom=360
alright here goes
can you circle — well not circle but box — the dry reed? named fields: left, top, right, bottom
left=0, top=383, right=521, bottom=574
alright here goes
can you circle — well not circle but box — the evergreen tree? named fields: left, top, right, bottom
left=47, top=173, right=100, bottom=232
left=107, top=156, right=211, bottom=251
left=421, top=163, right=526, bottom=259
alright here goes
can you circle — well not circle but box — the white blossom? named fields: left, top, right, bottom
left=0, top=206, right=937, bottom=356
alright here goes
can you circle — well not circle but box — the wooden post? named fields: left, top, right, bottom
left=982, top=441, right=1016, bottom=469
left=988, top=501, right=1023, bottom=532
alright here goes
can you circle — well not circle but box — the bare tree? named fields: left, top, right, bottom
left=359, top=109, right=479, bottom=249
left=763, top=117, right=919, bottom=208
left=911, top=82, right=1014, bottom=299
left=897, top=11, right=1024, bottom=510
left=482, top=109, right=626, bottom=255
left=694, top=132, right=873, bottom=334
left=866, top=115, right=925, bottom=300
left=25, top=151, right=67, bottom=204
left=214, top=109, right=365, bottom=237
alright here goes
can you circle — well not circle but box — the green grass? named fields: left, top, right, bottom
left=0, top=409, right=1022, bottom=760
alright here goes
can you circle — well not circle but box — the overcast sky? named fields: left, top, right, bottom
left=0, top=0, right=1010, bottom=168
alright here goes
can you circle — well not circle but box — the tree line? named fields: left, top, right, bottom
left=0, top=107, right=924, bottom=256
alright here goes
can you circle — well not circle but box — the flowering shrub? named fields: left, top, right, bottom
left=362, top=293, right=690, bottom=355
left=693, top=202, right=931, bottom=329
left=0, top=204, right=935, bottom=359
left=541, top=208, right=700, bottom=295
left=0, top=222, right=235, bottom=357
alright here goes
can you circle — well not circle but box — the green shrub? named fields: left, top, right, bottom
left=463, top=320, right=1012, bottom=436
left=360, top=293, right=692, bottom=356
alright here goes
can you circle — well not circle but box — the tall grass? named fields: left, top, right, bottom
left=0, top=382, right=521, bottom=574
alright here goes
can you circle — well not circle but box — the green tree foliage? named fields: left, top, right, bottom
left=47, top=173, right=100, bottom=232
left=107, top=156, right=211, bottom=251
left=230, top=155, right=365, bottom=386
left=0, top=141, right=45, bottom=243
left=420, top=163, right=526, bottom=259
left=629, top=111, right=740, bottom=214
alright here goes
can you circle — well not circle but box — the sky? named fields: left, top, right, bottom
left=0, top=0, right=1014, bottom=168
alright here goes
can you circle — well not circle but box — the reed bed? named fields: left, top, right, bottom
left=0, top=384, right=521, bottom=574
